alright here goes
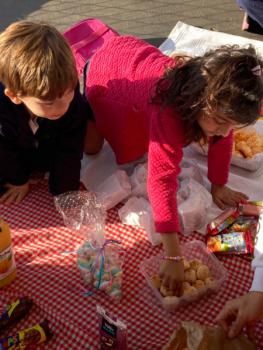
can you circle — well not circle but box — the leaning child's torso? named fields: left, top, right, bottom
left=87, top=35, right=175, bottom=115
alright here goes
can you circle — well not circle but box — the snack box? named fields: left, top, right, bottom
left=191, top=120, right=263, bottom=171
left=140, top=240, right=227, bottom=311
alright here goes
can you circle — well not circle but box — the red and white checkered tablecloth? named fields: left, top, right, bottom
left=1, top=182, right=263, bottom=350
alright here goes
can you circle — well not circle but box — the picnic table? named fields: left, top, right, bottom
left=1, top=178, right=263, bottom=349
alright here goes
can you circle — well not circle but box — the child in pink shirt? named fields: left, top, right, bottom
left=85, top=35, right=263, bottom=295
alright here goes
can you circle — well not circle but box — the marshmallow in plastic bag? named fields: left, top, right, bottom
left=118, top=197, right=161, bottom=246
left=54, top=191, right=125, bottom=298
left=77, top=239, right=125, bottom=299
left=96, top=169, right=132, bottom=210
left=178, top=178, right=212, bottom=235
left=130, top=163, right=148, bottom=198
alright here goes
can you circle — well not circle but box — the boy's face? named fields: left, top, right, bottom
left=5, top=88, right=74, bottom=120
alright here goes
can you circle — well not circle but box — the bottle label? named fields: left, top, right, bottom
left=0, top=245, right=16, bottom=280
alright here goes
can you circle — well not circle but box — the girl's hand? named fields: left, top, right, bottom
left=159, top=259, right=184, bottom=296
left=160, top=232, right=184, bottom=296
left=216, top=292, right=263, bottom=340
left=0, top=182, right=29, bottom=206
left=211, top=184, right=248, bottom=209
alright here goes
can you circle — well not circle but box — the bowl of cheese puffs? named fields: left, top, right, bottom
left=191, top=121, right=263, bottom=171
left=140, top=240, right=228, bottom=311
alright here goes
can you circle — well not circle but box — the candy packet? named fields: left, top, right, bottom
left=97, top=305, right=127, bottom=350
left=0, top=297, right=33, bottom=332
left=228, top=215, right=259, bottom=238
left=0, top=319, right=51, bottom=349
left=207, top=231, right=253, bottom=255
left=207, top=208, right=240, bottom=236
left=238, top=200, right=263, bottom=216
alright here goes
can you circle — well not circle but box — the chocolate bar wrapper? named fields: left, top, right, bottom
left=207, top=231, right=253, bottom=255
left=0, top=320, right=51, bottom=350
left=207, top=208, right=240, bottom=235
left=0, top=298, right=33, bottom=332
left=0, top=335, right=16, bottom=350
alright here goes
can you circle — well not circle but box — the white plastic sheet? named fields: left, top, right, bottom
left=159, top=21, right=263, bottom=57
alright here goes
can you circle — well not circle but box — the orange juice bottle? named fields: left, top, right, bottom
left=0, top=218, right=16, bottom=288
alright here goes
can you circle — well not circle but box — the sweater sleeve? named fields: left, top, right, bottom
left=250, top=215, right=263, bottom=292
left=207, top=130, right=233, bottom=186
left=148, top=107, right=185, bottom=233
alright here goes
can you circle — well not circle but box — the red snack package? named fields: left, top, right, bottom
left=207, top=231, right=253, bottom=255
left=207, top=208, right=240, bottom=235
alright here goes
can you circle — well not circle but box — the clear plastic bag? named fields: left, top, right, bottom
left=96, top=169, right=131, bottom=210
left=54, top=190, right=106, bottom=243
left=54, top=191, right=125, bottom=298
left=130, top=163, right=148, bottom=198
left=178, top=179, right=212, bottom=235
left=118, top=196, right=161, bottom=246
left=179, top=159, right=204, bottom=185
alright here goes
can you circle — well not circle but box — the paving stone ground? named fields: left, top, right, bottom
left=0, top=0, right=262, bottom=47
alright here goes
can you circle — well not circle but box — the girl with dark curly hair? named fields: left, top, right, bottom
left=85, top=35, right=263, bottom=295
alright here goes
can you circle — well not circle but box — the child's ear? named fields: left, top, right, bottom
left=4, top=88, right=22, bottom=104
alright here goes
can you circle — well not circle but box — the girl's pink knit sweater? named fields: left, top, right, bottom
left=87, top=36, right=233, bottom=233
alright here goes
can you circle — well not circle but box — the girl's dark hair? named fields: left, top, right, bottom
left=152, top=45, right=263, bottom=144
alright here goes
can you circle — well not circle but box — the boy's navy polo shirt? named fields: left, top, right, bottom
left=0, top=83, right=93, bottom=195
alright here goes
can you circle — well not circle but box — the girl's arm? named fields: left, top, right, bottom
left=160, top=232, right=184, bottom=295
left=148, top=108, right=185, bottom=233
left=208, top=131, right=248, bottom=207
left=148, top=107, right=185, bottom=294
left=207, top=131, right=233, bottom=186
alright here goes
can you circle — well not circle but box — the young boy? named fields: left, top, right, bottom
left=0, top=21, right=102, bottom=206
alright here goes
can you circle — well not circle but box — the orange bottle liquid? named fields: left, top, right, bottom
left=0, top=218, right=16, bottom=288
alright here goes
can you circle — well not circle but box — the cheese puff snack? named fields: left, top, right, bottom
left=150, top=259, right=213, bottom=300
left=233, top=129, right=263, bottom=158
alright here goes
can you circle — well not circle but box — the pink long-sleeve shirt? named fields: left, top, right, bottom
left=87, top=35, right=233, bottom=233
